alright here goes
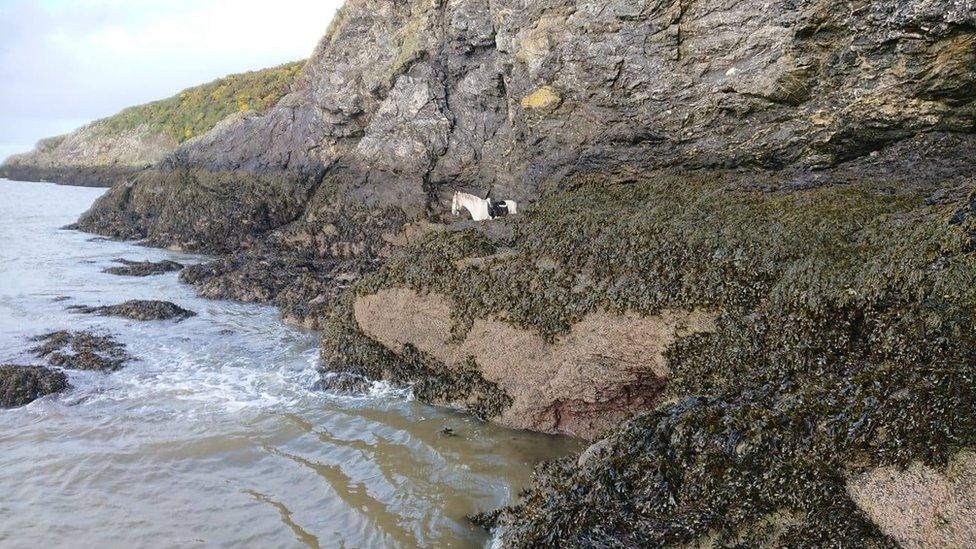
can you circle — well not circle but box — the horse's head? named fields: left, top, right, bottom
left=451, top=191, right=459, bottom=216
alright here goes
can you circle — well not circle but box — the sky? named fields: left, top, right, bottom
left=0, top=0, right=344, bottom=162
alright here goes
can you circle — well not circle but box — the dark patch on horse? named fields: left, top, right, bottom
left=488, top=200, right=510, bottom=219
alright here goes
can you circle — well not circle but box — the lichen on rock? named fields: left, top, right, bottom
left=520, top=86, right=562, bottom=112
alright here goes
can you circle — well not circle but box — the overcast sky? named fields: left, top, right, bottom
left=0, top=0, right=343, bottom=162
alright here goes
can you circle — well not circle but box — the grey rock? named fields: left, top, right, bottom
left=0, top=123, right=175, bottom=187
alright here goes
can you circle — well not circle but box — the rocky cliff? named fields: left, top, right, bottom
left=0, top=62, right=302, bottom=187
left=75, top=0, right=975, bottom=246
left=67, top=0, right=976, bottom=546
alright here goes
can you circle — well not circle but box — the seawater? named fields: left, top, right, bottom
left=0, top=179, right=580, bottom=548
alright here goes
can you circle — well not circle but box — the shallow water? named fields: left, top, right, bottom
left=0, top=179, right=581, bottom=548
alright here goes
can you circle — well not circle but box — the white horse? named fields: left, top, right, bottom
left=451, top=191, right=518, bottom=221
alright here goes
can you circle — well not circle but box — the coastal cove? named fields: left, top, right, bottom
left=2, top=0, right=975, bottom=545
left=0, top=179, right=581, bottom=548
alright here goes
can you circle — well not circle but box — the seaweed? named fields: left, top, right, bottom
left=331, top=171, right=976, bottom=545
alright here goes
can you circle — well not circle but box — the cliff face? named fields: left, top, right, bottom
left=0, top=62, right=302, bottom=187
left=69, top=0, right=976, bottom=546
left=77, top=0, right=975, bottom=246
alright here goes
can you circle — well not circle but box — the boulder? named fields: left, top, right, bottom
left=0, top=365, right=68, bottom=408
left=353, top=287, right=716, bottom=439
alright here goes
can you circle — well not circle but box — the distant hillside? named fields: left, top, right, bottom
left=96, top=61, right=304, bottom=144
left=0, top=61, right=304, bottom=187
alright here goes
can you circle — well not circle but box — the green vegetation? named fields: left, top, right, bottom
left=95, top=62, right=304, bottom=143
left=338, top=172, right=976, bottom=545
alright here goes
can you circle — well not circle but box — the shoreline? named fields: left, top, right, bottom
left=0, top=178, right=582, bottom=546
left=0, top=167, right=136, bottom=189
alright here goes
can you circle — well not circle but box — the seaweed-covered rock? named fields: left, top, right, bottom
left=169, top=195, right=406, bottom=327
left=45, top=0, right=976, bottom=545
left=321, top=293, right=513, bottom=421
left=179, top=252, right=366, bottom=329
left=68, top=300, right=196, bottom=322
left=103, top=258, right=184, bottom=277
left=0, top=365, right=69, bottom=408
left=314, top=372, right=373, bottom=395
left=29, top=330, right=132, bottom=372
left=335, top=173, right=976, bottom=546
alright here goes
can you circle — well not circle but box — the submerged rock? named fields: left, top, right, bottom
left=103, top=258, right=184, bottom=277
left=29, top=330, right=132, bottom=372
left=467, top=509, right=502, bottom=532
left=313, top=372, right=373, bottom=395
left=68, top=300, right=196, bottom=322
left=0, top=365, right=69, bottom=408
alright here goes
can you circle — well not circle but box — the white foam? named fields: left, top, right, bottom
left=368, top=380, right=414, bottom=400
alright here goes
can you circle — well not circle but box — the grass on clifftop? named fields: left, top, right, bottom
left=344, top=172, right=976, bottom=546
left=94, top=61, right=303, bottom=143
